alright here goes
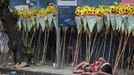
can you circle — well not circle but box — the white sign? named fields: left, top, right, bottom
left=58, top=0, right=77, bottom=6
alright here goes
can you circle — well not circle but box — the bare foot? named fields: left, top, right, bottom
left=15, top=62, right=28, bottom=68
left=18, top=62, right=28, bottom=68
left=14, top=63, right=20, bottom=68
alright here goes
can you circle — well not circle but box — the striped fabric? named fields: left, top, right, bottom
left=0, top=32, right=9, bottom=54
left=0, top=19, right=9, bottom=54
left=0, top=20, right=9, bottom=54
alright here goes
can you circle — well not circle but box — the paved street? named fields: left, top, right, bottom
left=0, top=65, right=80, bottom=75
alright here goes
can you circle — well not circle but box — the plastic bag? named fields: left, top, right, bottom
left=116, top=14, right=123, bottom=31
left=127, top=16, right=134, bottom=34
left=110, top=14, right=116, bottom=30
left=39, top=16, right=46, bottom=31
left=86, top=16, right=97, bottom=32
left=36, top=16, right=40, bottom=30
left=26, top=18, right=33, bottom=31
left=22, top=18, right=27, bottom=31
left=31, top=16, right=36, bottom=27
left=53, top=16, right=58, bottom=30
left=75, top=16, right=82, bottom=34
left=81, top=16, right=87, bottom=32
left=17, top=18, right=22, bottom=31
left=97, top=16, right=103, bottom=32
left=107, top=14, right=111, bottom=29
left=121, top=15, right=128, bottom=33
left=47, top=14, right=53, bottom=28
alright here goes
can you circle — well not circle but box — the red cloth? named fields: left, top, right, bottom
left=81, top=62, right=100, bottom=75
left=90, top=62, right=99, bottom=73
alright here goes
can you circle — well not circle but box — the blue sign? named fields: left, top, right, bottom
left=58, top=6, right=76, bottom=27
left=79, top=0, right=121, bottom=6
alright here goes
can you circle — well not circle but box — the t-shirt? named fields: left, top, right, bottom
left=90, top=62, right=99, bottom=72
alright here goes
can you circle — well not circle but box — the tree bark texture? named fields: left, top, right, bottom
left=0, top=0, right=29, bottom=64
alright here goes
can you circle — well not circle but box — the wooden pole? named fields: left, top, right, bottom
left=37, top=29, right=42, bottom=61
left=96, top=36, right=105, bottom=59
left=113, top=33, right=130, bottom=72
left=113, top=32, right=124, bottom=68
left=56, top=28, right=61, bottom=68
left=102, top=30, right=108, bottom=57
left=67, top=28, right=72, bottom=64
left=61, top=28, right=67, bottom=64
left=73, top=34, right=79, bottom=64
left=75, top=34, right=82, bottom=64
left=108, top=30, right=113, bottom=62
left=90, top=32, right=97, bottom=62
left=42, top=29, right=49, bottom=63
left=29, top=31, right=35, bottom=47
left=85, top=32, right=91, bottom=62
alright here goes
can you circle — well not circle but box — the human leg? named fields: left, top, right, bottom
left=73, top=61, right=89, bottom=70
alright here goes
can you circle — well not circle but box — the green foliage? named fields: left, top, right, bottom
left=11, top=7, right=18, bottom=16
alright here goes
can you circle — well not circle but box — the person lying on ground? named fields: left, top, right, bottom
left=82, top=60, right=113, bottom=75
left=73, top=57, right=107, bottom=74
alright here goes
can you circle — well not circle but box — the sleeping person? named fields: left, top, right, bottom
left=73, top=57, right=113, bottom=75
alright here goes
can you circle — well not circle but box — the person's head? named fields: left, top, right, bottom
left=99, top=63, right=112, bottom=74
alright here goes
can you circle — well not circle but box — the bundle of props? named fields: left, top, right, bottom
left=74, top=2, right=134, bottom=71
left=11, top=3, right=58, bottom=63
left=14, top=3, right=57, bottom=32
left=75, top=2, right=134, bottom=34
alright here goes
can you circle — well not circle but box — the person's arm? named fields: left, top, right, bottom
left=73, top=61, right=89, bottom=74
left=73, top=61, right=89, bottom=70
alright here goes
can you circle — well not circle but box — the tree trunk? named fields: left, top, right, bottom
left=0, top=1, right=29, bottom=64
